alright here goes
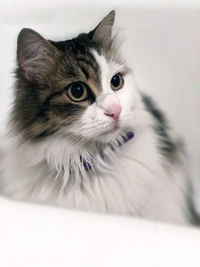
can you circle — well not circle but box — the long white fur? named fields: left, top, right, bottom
left=0, top=50, right=189, bottom=224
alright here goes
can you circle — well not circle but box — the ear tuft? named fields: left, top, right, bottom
left=88, top=10, right=116, bottom=48
left=17, top=28, right=57, bottom=81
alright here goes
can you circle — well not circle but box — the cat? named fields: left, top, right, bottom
left=0, top=10, right=198, bottom=225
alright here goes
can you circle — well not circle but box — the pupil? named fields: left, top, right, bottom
left=71, top=84, right=84, bottom=98
left=111, top=74, right=120, bottom=87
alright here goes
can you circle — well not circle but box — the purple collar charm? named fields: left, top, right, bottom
left=121, top=131, right=134, bottom=144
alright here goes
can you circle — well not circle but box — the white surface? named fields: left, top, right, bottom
left=1, top=196, right=200, bottom=267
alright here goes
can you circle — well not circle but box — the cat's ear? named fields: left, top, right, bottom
left=88, top=10, right=115, bottom=48
left=17, top=28, right=58, bottom=81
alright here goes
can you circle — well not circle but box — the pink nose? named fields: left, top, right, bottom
left=104, top=103, right=121, bottom=120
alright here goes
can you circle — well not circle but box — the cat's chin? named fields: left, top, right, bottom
left=95, top=127, right=121, bottom=143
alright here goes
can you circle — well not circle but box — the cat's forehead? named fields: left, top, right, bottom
left=55, top=36, right=123, bottom=95
left=52, top=38, right=98, bottom=88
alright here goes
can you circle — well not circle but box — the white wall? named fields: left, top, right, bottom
left=0, top=1, right=199, bottom=180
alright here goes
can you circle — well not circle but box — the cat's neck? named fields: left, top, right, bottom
left=8, top=130, right=134, bottom=184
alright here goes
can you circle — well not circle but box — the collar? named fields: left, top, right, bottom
left=83, top=131, right=134, bottom=171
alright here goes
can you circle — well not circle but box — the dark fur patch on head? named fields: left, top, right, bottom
left=141, top=94, right=179, bottom=161
left=13, top=33, right=99, bottom=141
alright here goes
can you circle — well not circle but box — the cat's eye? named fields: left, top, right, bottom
left=66, top=83, right=88, bottom=102
left=110, top=73, right=124, bottom=91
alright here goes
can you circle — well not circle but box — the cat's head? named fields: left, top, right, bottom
left=13, top=11, right=144, bottom=146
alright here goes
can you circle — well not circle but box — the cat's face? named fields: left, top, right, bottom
left=14, top=11, right=143, bottom=145
left=71, top=51, right=136, bottom=143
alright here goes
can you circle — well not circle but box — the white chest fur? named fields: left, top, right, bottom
left=1, top=126, right=189, bottom=225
